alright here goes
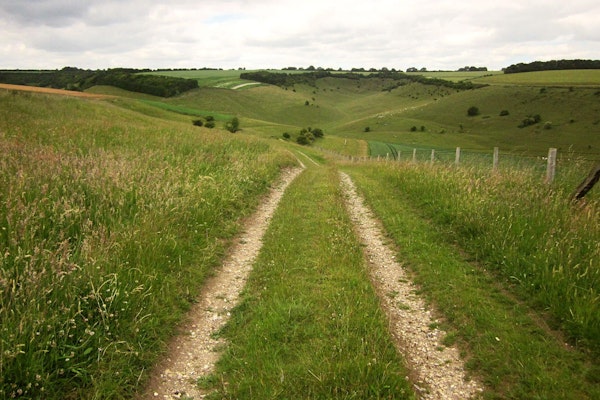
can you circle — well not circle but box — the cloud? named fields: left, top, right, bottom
left=0, top=0, right=598, bottom=70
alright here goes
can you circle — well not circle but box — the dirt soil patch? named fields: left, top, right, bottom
left=339, top=172, right=484, bottom=400
left=138, top=167, right=303, bottom=399
left=0, top=83, right=111, bottom=99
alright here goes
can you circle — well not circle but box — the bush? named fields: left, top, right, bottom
left=500, top=110, right=510, bottom=116
left=312, top=128, right=324, bottom=138
left=410, top=126, right=417, bottom=132
left=205, top=121, right=216, bottom=129
left=192, top=119, right=203, bottom=127
left=282, top=132, right=290, bottom=139
left=226, top=117, right=240, bottom=133
left=364, top=127, right=371, bottom=132
left=467, top=106, right=480, bottom=116
left=519, top=114, right=542, bottom=128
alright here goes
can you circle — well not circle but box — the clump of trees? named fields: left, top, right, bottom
left=504, top=59, right=600, bottom=74
left=241, top=70, right=483, bottom=91
left=0, top=67, right=199, bottom=97
left=519, top=114, right=542, bottom=128
left=281, top=127, right=324, bottom=145
left=457, top=66, right=488, bottom=71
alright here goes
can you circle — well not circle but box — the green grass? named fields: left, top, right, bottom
left=474, top=69, right=600, bottom=86
left=344, top=161, right=600, bottom=399
left=204, top=161, right=415, bottom=399
left=407, top=70, right=503, bottom=82
left=3, top=66, right=600, bottom=399
left=143, top=69, right=249, bottom=88
left=0, top=89, right=295, bottom=399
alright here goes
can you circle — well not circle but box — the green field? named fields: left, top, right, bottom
left=474, top=69, right=600, bottom=86
left=144, top=69, right=600, bottom=156
left=1, top=68, right=599, bottom=399
left=142, top=69, right=258, bottom=88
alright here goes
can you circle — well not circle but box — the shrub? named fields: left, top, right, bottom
left=205, top=121, right=216, bottom=129
left=205, top=115, right=215, bottom=122
left=467, top=106, right=480, bottom=116
left=192, top=119, right=203, bottom=127
left=519, top=114, right=542, bottom=128
left=364, top=127, right=371, bottom=132
left=225, top=117, right=240, bottom=133
left=410, top=126, right=417, bottom=132
left=282, top=132, right=290, bottom=139
left=500, top=110, right=510, bottom=116
left=312, top=128, right=324, bottom=138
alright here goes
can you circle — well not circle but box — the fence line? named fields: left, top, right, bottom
left=316, top=146, right=570, bottom=184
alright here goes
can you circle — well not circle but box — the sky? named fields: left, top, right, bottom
left=1, top=0, right=599, bottom=71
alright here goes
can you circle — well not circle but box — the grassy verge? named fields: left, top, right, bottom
left=204, top=163, right=415, bottom=399
left=0, top=89, right=295, bottom=399
left=344, top=161, right=600, bottom=399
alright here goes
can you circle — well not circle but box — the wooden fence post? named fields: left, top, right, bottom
left=455, top=147, right=461, bottom=165
left=493, top=147, right=499, bottom=172
left=397, top=150, right=401, bottom=162
left=430, top=149, right=435, bottom=163
left=546, top=148, right=558, bottom=183
left=412, top=148, right=417, bottom=163
left=571, top=162, right=600, bottom=201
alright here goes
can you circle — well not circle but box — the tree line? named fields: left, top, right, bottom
left=240, top=70, right=483, bottom=91
left=504, top=59, right=600, bottom=74
left=0, top=67, right=198, bottom=97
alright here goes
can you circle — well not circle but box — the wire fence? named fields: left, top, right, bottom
left=317, top=143, right=600, bottom=190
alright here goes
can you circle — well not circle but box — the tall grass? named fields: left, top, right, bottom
left=348, top=158, right=599, bottom=354
left=0, top=90, right=295, bottom=398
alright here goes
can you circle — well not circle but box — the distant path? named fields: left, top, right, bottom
left=231, top=82, right=261, bottom=90
left=339, top=172, right=483, bottom=400
left=138, top=167, right=303, bottom=400
left=0, top=83, right=111, bottom=98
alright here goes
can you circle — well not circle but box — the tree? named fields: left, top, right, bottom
left=226, top=117, right=240, bottom=133
left=467, top=106, right=480, bottom=116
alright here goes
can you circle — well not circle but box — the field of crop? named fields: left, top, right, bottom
left=1, top=66, right=599, bottom=399
left=475, top=69, right=600, bottom=86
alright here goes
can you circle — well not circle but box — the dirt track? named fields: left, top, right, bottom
left=0, top=83, right=111, bottom=99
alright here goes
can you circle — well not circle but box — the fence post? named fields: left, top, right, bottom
left=546, top=148, right=558, bottom=183
left=412, top=148, right=417, bottom=163
left=397, top=150, right=401, bottom=162
left=493, top=147, right=499, bottom=172
left=455, top=147, right=461, bottom=165
left=430, top=149, right=435, bottom=163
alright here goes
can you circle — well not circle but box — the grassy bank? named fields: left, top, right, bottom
left=0, top=89, right=295, bottom=399
left=344, top=161, right=599, bottom=398
left=203, top=162, right=415, bottom=399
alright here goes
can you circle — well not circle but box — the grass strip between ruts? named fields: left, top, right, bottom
left=204, top=162, right=416, bottom=399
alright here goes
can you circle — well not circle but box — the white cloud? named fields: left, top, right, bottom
left=0, top=0, right=598, bottom=70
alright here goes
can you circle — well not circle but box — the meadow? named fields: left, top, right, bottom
left=1, top=67, right=599, bottom=398
left=0, top=89, right=294, bottom=398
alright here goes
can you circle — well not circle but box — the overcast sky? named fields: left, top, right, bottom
left=1, top=0, right=599, bottom=71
